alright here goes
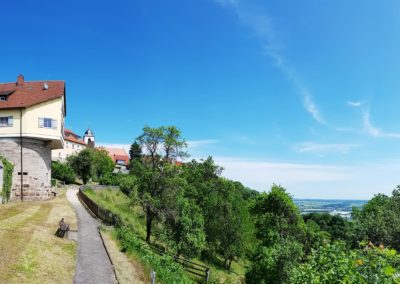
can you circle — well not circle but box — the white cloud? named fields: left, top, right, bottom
left=191, top=155, right=400, bottom=199
left=347, top=101, right=362, bottom=107
left=363, top=111, right=400, bottom=138
left=214, top=0, right=324, bottom=124
left=295, top=142, right=360, bottom=155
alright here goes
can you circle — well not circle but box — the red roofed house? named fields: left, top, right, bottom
left=0, top=75, right=66, bottom=201
left=100, top=147, right=130, bottom=173
left=51, top=128, right=89, bottom=162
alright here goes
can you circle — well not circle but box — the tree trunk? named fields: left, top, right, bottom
left=146, top=206, right=152, bottom=243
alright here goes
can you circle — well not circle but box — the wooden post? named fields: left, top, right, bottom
left=205, top=268, right=210, bottom=282
left=151, top=270, right=156, bottom=284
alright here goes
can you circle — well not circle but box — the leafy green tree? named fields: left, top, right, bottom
left=68, top=149, right=93, bottom=184
left=90, top=148, right=115, bottom=181
left=246, top=239, right=304, bottom=284
left=352, top=187, right=400, bottom=250
left=51, top=161, right=76, bottom=184
left=129, top=141, right=142, bottom=163
left=161, top=176, right=206, bottom=258
left=303, top=212, right=351, bottom=241
left=203, top=178, right=254, bottom=269
left=247, top=185, right=306, bottom=283
left=135, top=125, right=187, bottom=243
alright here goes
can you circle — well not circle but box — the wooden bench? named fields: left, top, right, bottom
left=55, top=218, right=70, bottom=238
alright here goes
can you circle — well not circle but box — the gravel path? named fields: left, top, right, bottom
left=66, top=187, right=117, bottom=284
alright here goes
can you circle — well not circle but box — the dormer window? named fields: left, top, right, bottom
left=0, top=96, right=7, bottom=101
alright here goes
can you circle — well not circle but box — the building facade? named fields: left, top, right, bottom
left=0, top=75, right=66, bottom=201
left=52, top=128, right=87, bottom=162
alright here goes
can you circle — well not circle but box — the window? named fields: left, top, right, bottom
left=0, top=116, right=13, bottom=127
left=0, top=96, right=7, bottom=101
left=38, top=117, right=57, bottom=129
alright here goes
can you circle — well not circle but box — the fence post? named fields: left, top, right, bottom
left=151, top=270, right=156, bottom=284
left=205, top=268, right=210, bottom=282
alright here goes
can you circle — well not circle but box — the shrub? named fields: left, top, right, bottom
left=51, top=161, right=76, bottom=184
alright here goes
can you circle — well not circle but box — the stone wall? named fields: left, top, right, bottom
left=0, top=160, right=3, bottom=203
left=0, top=138, right=52, bottom=201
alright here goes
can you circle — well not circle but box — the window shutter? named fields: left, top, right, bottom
left=38, top=117, right=44, bottom=128
left=8, top=116, right=13, bottom=126
left=52, top=119, right=57, bottom=129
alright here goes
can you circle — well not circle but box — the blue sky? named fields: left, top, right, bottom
left=1, top=0, right=400, bottom=199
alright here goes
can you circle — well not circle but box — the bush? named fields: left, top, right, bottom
left=117, top=226, right=194, bottom=284
left=99, top=173, right=126, bottom=186
left=51, top=161, right=76, bottom=184
left=119, top=175, right=137, bottom=196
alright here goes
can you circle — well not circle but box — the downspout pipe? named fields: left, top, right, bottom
left=20, top=108, right=23, bottom=201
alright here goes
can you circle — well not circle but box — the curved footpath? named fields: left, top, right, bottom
left=66, top=187, right=117, bottom=284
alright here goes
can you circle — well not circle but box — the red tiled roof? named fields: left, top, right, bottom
left=0, top=75, right=66, bottom=114
left=65, top=135, right=86, bottom=145
left=63, top=128, right=86, bottom=145
left=99, top=147, right=130, bottom=165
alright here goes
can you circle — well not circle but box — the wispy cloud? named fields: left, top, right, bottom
left=187, top=139, right=219, bottom=148
left=214, top=0, right=324, bottom=124
left=295, top=142, right=360, bottom=155
left=363, top=110, right=400, bottom=138
left=347, top=101, right=362, bottom=107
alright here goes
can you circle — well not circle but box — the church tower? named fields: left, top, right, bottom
left=83, top=128, right=95, bottom=148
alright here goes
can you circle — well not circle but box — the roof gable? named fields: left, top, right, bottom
left=0, top=76, right=66, bottom=113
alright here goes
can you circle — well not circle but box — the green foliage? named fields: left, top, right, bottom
left=135, top=125, right=188, bottom=243
left=68, top=148, right=114, bottom=184
left=246, top=185, right=306, bottom=284
left=303, top=212, right=351, bottom=241
left=203, top=178, right=254, bottom=269
left=129, top=141, right=142, bottom=163
left=161, top=192, right=206, bottom=259
left=0, top=155, right=14, bottom=203
left=290, top=242, right=400, bottom=283
left=352, top=187, right=400, bottom=250
left=90, top=148, right=114, bottom=181
left=51, top=161, right=76, bottom=184
left=68, top=149, right=92, bottom=184
left=119, top=175, right=138, bottom=197
left=99, top=172, right=125, bottom=186
left=246, top=239, right=304, bottom=284
left=117, top=226, right=194, bottom=284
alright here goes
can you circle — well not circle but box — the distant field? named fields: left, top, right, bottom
left=294, top=199, right=367, bottom=212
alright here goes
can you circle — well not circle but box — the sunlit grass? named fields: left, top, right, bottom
left=0, top=188, right=77, bottom=284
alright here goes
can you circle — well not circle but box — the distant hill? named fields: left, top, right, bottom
left=294, top=199, right=367, bottom=213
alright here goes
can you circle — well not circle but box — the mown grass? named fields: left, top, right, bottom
left=0, top=189, right=77, bottom=284
left=84, top=188, right=246, bottom=284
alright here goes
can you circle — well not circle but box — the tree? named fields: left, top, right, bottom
left=51, top=161, right=76, bottom=184
left=129, top=141, right=142, bottom=163
left=246, top=185, right=306, bottom=283
left=203, top=178, right=254, bottom=269
left=90, top=148, right=114, bottom=180
left=352, top=188, right=400, bottom=250
left=135, top=125, right=187, bottom=243
left=68, top=149, right=92, bottom=184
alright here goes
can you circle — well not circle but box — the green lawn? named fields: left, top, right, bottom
left=0, top=189, right=77, bottom=284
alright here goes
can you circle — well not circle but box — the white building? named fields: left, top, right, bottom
left=52, top=128, right=88, bottom=162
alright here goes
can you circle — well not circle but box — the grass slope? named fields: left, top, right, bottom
left=84, top=188, right=245, bottom=283
left=0, top=189, right=77, bottom=284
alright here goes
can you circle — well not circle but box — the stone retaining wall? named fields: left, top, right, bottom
left=0, top=138, right=52, bottom=201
